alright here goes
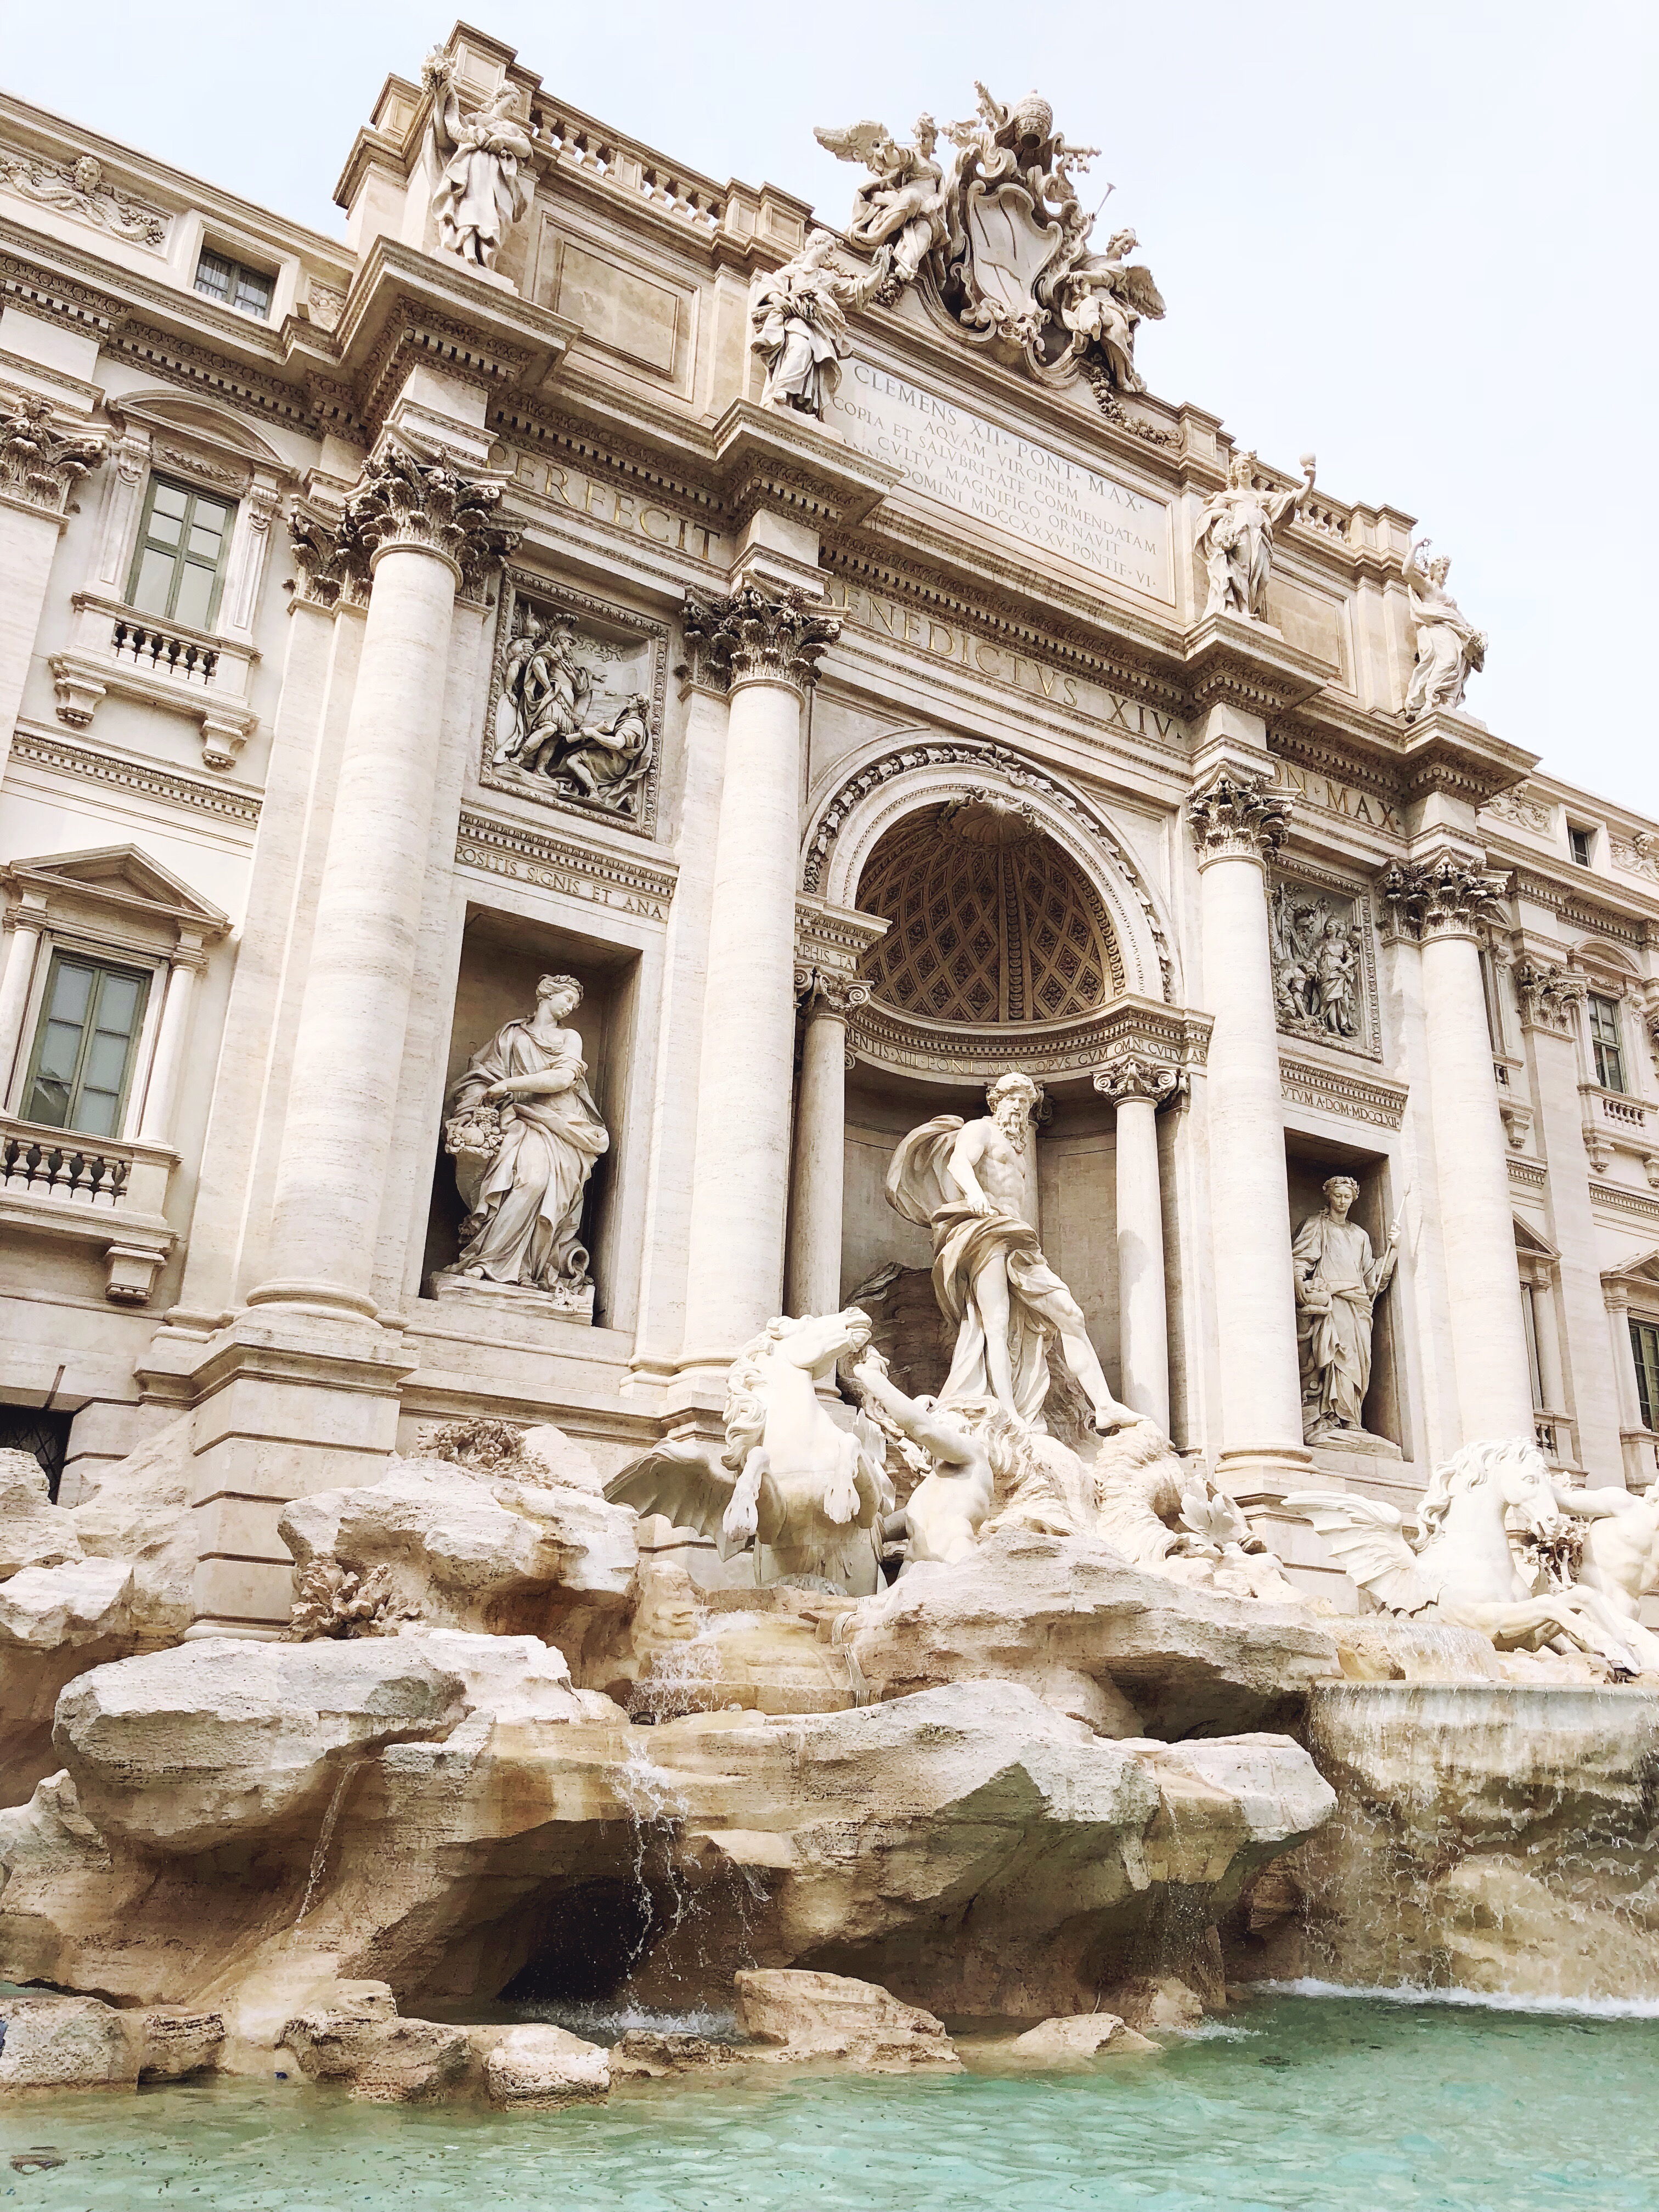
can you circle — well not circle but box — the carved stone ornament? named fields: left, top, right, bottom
left=342, top=445, right=520, bottom=595
left=681, top=583, right=841, bottom=694
left=1512, top=958, right=1585, bottom=1036
left=1484, top=786, right=1553, bottom=837
left=1091, top=1053, right=1182, bottom=1108
left=285, top=502, right=367, bottom=611
left=1381, top=855, right=1509, bottom=939
left=748, top=232, right=889, bottom=420
left=795, top=965, right=872, bottom=1020
left=0, top=393, right=105, bottom=514
left=484, top=578, right=666, bottom=833
left=1269, top=874, right=1376, bottom=1054
left=1187, top=770, right=1291, bottom=866
left=1197, top=452, right=1316, bottom=623
left=0, top=144, right=168, bottom=247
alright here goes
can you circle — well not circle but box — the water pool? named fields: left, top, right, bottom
left=3, top=1994, right=1656, bottom=2212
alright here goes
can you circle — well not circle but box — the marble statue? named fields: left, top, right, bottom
left=440, top=974, right=608, bottom=1306
left=749, top=232, right=890, bottom=419
left=1293, top=1177, right=1397, bottom=1443
left=849, top=1350, right=997, bottom=1567
left=1289, top=1439, right=1650, bottom=1672
left=1551, top=1475, right=1659, bottom=1670
left=885, top=1071, right=1136, bottom=1434
left=939, top=86, right=1097, bottom=349
left=424, top=50, right=534, bottom=272
left=1402, top=536, right=1487, bottom=721
left=607, top=1308, right=893, bottom=1593
left=1197, top=451, right=1316, bottom=622
left=814, top=116, right=950, bottom=298
left=1054, top=229, right=1165, bottom=392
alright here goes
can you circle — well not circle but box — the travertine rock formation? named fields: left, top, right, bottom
left=733, top=1968, right=961, bottom=2070
left=1008, top=2012, right=1159, bottom=2061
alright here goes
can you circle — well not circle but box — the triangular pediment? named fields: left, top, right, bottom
left=1514, top=1216, right=1560, bottom=1261
left=4, top=846, right=230, bottom=935
left=111, top=391, right=289, bottom=473
left=1605, top=1246, right=1659, bottom=1290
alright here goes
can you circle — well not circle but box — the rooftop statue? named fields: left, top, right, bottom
left=749, top=230, right=891, bottom=420
left=423, top=49, right=535, bottom=274
left=1197, top=449, right=1317, bottom=623
left=1402, top=535, right=1487, bottom=720
left=1289, top=1439, right=1651, bottom=1673
left=814, top=116, right=950, bottom=301
left=885, top=1070, right=1135, bottom=1435
left=1053, top=227, right=1166, bottom=394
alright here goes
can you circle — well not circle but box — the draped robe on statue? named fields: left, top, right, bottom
left=449, top=1022, right=608, bottom=1291
left=1293, top=1210, right=1379, bottom=1432
left=885, top=1115, right=1069, bottom=1423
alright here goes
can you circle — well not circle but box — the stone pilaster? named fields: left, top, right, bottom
left=1093, top=1053, right=1182, bottom=1432
left=0, top=395, right=105, bottom=782
left=786, top=968, right=870, bottom=1322
left=1383, top=851, right=1534, bottom=1443
left=1188, top=766, right=1308, bottom=1495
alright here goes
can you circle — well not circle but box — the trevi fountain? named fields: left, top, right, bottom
left=0, top=25, right=1656, bottom=2212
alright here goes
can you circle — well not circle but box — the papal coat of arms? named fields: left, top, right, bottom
left=815, top=83, right=1165, bottom=409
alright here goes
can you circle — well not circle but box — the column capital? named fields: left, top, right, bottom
left=343, top=443, right=521, bottom=595
left=0, top=393, right=106, bottom=516
left=1380, top=850, right=1510, bottom=940
left=683, top=581, right=840, bottom=696
left=1511, top=956, right=1585, bottom=1036
left=1092, top=1052, right=1184, bottom=1108
left=794, top=965, right=870, bottom=1019
left=1187, top=768, right=1291, bottom=868
left=286, top=501, right=369, bottom=611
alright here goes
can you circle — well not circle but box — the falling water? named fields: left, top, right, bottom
left=292, top=1759, right=363, bottom=1929
left=631, top=1607, right=760, bottom=1723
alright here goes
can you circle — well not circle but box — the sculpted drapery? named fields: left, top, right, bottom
left=1293, top=1177, right=1395, bottom=1439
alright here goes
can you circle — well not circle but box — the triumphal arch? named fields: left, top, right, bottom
left=3, top=29, right=1658, bottom=1631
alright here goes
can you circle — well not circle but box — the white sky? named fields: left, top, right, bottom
left=7, top=0, right=1655, bottom=810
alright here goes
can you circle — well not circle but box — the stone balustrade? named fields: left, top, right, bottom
left=0, top=1113, right=174, bottom=1303
left=50, top=591, right=258, bottom=769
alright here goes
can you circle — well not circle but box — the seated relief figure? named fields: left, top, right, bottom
left=885, top=1070, right=1135, bottom=1435
left=439, top=974, right=608, bottom=1311
left=1293, top=1175, right=1398, bottom=1444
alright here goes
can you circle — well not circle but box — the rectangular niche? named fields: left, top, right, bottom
left=422, top=909, right=641, bottom=1331
left=1268, top=867, right=1380, bottom=1060
left=1285, top=1131, right=1409, bottom=1460
left=479, top=571, right=669, bottom=838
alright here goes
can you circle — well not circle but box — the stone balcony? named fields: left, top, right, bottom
left=49, top=591, right=258, bottom=769
left=0, top=1113, right=176, bottom=1302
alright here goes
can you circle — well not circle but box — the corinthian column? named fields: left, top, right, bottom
left=786, top=970, right=868, bottom=1319
left=1384, top=852, right=1534, bottom=1440
left=0, top=396, right=104, bottom=783
left=1189, top=769, right=1308, bottom=1493
left=250, top=447, right=515, bottom=1318
left=1093, top=1053, right=1181, bottom=1432
left=679, top=584, right=840, bottom=1368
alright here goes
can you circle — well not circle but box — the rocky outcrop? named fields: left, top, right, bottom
left=0, top=1452, right=81, bottom=1581
left=1008, top=2012, right=1158, bottom=2060
left=483, top=2023, right=610, bottom=2106
left=136, top=2006, right=226, bottom=2080
left=0, top=1994, right=140, bottom=2091
left=734, top=1968, right=961, bottom=2070
left=0, top=1560, right=136, bottom=1809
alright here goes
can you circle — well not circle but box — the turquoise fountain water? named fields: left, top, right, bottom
left=4, top=1995, right=1656, bottom=2211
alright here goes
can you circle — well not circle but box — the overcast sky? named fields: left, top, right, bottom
left=7, top=1, right=1654, bottom=810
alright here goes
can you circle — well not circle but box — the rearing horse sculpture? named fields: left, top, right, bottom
left=1289, top=1438, right=1649, bottom=1674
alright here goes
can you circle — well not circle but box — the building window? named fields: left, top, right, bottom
left=1478, top=949, right=1506, bottom=1053
left=127, top=475, right=236, bottom=631
left=1633, top=1319, right=1659, bottom=1432
left=20, top=952, right=151, bottom=1138
left=1568, top=826, right=1594, bottom=867
left=194, top=246, right=274, bottom=320
left=1587, top=992, right=1627, bottom=1094
left=0, top=1406, right=72, bottom=1503
left=1521, top=1284, right=1546, bottom=1410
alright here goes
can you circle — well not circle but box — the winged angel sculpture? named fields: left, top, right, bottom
left=1288, top=1440, right=1659, bottom=1673
left=606, top=1307, right=893, bottom=1594
left=814, top=116, right=950, bottom=301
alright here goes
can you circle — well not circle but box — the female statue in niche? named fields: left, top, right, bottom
left=440, top=974, right=608, bottom=1307
left=1293, top=1174, right=1397, bottom=1442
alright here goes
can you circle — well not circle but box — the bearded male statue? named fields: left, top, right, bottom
left=885, top=1070, right=1134, bottom=1434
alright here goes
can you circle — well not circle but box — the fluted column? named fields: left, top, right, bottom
left=250, top=448, right=515, bottom=1319
left=1093, top=1053, right=1181, bottom=1432
left=1384, top=852, right=1533, bottom=1440
left=1189, top=769, right=1308, bottom=1492
left=137, top=936, right=206, bottom=1144
left=786, top=971, right=868, bottom=1319
left=679, top=584, right=840, bottom=1365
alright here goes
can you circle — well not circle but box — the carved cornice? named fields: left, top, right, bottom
left=342, top=445, right=520, bottom=594
left=1188, top=770, right=1291, bottom=868
left=794, top=894, right=888, bottom=985
left=1092, top=1053, right=1184, bottom=1108
left=681, top=582, right=840, bottom=695
left=1278, top=1052, right=1409, bottom=1130
left=454, top=808, right=677, bottom=923
left=1381, top=854, right=1510, bottom=940
left=8, top=724, right=262, bottom=826
left=1512, top=958, right=1585, bottom=1036
left=0, top=390, right=104, bottom=513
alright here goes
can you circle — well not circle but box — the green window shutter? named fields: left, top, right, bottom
left=21, top=953, right=151, bottom=1138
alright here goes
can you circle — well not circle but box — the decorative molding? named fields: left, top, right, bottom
left=1187, top=769, right=1291, bottom=867
left=681, top=582, right=839, bottom=695
left=0, top=145, right=170, bottom=250
left=1483, top=785, right=1553, bottom=837
left=1499, top=1099, right=1533, bottom=1151
left=1511, top=870, right=1646, bottom=946
left=1512, top=958, right=1585, bottom=1036
left=1508, top=1155, right=1549, bottom=1191
left=847, top=993, right=1209, bottom=1086
left=341, top=443, right=520, bottom=592
left=1589, top=1180, right=1659, bottom=1228
left=1092, top=1053, right=1183, bottom=1108
left=1278, top=1051, right=1409, bottom=1130
left=7, top=726, right=263, bottom=826
left=0, top=390, right=104, bottom=512
left=454, top=808, right=676, bottom=923
left=1381, top=853, right=1509, bottom=939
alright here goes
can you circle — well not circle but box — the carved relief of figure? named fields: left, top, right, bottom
left=1054, top=228, right=1165, bottom=392
left=1293, top=1175, right=1396, bottom=1441
left=1402, top=536, right=1487, bottom=721
left=558, top=692, right=653, bottom=810
left=885, top=1070, right=1135, bottom=1434
left=1197, top=450, right=1316, bottom=622
left=424, top=50, right=534, bottom=272
left=815, top=116, right=950, bottom=297
left=749, top=229, right=890, bottom=419
left=1312, top=917, right=1359, bottom=1037
left=441, top=974, right=608, bottom=1305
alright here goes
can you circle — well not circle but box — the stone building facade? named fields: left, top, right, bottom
left=2, top=27, right=1657, bottom=1628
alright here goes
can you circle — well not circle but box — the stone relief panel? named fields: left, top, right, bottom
left=1268, top=871, right=1380, bottom=1060
left=482, top=574, right=667, bottom=837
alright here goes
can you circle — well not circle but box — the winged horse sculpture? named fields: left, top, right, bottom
left=1288, top=1438, right=1653, bottom=1674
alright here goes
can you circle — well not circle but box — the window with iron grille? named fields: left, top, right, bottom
left=1587, top=992, right=1627, bottom=1094
left=21, top=951, right=150, bottom=1138
left=0, top=1407, right=72, bottom=1502
left=194, top=245, right=273, bottom=319
left=127, top=473, right=236, bottom=631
